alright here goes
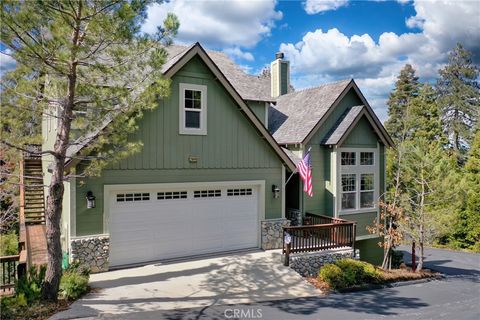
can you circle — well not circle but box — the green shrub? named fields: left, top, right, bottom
left=318, top=259, right=382, bottom=290
left=0, top=232, right=18, bottom=256
left=15, top=265, right=46, bottom=304
left=59, top=271, right=89, bottom=300
left=318, top=264, right=345, bottom=289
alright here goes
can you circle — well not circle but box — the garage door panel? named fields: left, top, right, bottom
left=109, top=184, right=260, bottom=266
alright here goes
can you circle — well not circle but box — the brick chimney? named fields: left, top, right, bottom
left=271, top=52, right=290, bottom=98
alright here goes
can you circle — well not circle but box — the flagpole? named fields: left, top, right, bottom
left=284, top=169, right=297, bottom=185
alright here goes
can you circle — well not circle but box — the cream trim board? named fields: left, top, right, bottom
left=69, top=175, right=76, bottom=239
left=179, top=83, right=207, bottom=135
left=265, top=102, right=270, bottom=127
left=336, top=147, right=379, bottom=215
left=103, top=180, right=266, bottom=247
left=332, top=147, right=338, bottom=217
left=356, top=234, right=379, bottom=241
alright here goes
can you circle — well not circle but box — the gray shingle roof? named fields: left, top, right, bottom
left=322, top=105, right=364, bottom=145
left=268, top=79, right=352, bottom=144
left=163, top=45, right=273, bottom=102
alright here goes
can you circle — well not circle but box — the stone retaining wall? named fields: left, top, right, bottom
left=261, top=219, right=290, bottom=250
left=70, top=235, right=109, bottom=273
left=288, top=248, right=360, bottom=277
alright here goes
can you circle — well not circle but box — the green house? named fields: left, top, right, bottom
left=42, top=43, right=393, bottom=272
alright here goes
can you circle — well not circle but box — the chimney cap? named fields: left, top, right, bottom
left=275, top=52, right=284, bottom=60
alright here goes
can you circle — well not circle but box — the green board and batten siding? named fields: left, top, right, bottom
left=74, top=56, right=284, bottom=236
left=303, top=89, right=364, bottom=215
left=297, top=88, right=385, bottom=263
left=248, top=101, right=267, bottom=126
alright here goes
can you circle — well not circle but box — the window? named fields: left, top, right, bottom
left=116, top=193, right=150, bottom=202
left=360, top=174, right=374, bottom=208
left=341, top=152, right=356, bottom=165
left=179, top=83, right=207, bottom=135
left=341, top=174, right=356, bottom=210
left=360, top=152, right=374, bottom=165
left=157, top=191, right=187, bottom=200
left=339, top=149, right=377, bottom=212
left=227, top=188, right=253, bottom=196
left=194, top=189, right=221, bottom=198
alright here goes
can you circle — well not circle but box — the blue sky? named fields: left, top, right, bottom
left=141, top=0, right=480, bottom=121
left=1, top=1, right=478, bottom=122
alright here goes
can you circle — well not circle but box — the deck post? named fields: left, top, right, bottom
left=352, top=223, right=357, bottom=257
left=284, top=242, right=291, bottom=266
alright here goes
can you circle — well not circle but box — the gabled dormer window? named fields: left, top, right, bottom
left=179, top=83, right=207, bottom=135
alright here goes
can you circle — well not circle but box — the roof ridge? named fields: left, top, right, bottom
left=278, top=78, right=352, bottom=97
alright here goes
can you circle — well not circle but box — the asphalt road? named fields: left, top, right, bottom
left=92, top=246, right=480, bottom=320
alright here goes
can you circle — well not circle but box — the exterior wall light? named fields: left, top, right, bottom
left=86, top=191, right=96, bottom=209
left=272, top=185, right=280, bottom=198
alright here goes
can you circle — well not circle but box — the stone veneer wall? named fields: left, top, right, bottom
left=289, top=248, right=360, bottom=277
left=261, top=219, right=290, bottom=250
left=70, top=235, right=110, bottom=273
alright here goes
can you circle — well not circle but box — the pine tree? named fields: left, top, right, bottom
left=451, top=131, right=480, bottom=251
left=408, top=83, right=445, bottom=143
left=385, top=64, right=420, bottom=143
left=398, top=139, right=455, bottom=270
left=437, top=43, right=480, bottom=156
left=1, top=1, right=178, bottom=300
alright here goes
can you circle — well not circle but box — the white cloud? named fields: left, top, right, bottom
left=407, top=0, right=480, bottom=60
left=0, top=49, right=16, bottom=77
left=303, top=0, right=348, bottom=14
left=142, top=0, right=282, bottom=48
left=281, top=0, right=480, bottom=123
left=223, top=47, right=255, bottom=61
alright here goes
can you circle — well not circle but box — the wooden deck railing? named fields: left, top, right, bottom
left=0, top=160, right=28, bottom=295
left=283, top=213, right=356, bottom=266
left=1, top=255, right=20, bottom=294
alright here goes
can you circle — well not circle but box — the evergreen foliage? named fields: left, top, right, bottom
left=385, top=64, right=420, bottom=144
left=436, top=43, right=480, bottom=156
left=1, top=0, right=178, bottom=300
left=384, top=44, right=479, bottom=256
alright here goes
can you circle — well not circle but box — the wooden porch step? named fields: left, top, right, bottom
left=25, top=207, right=45, bottom=214
left=25, top=195, right=44, bottom=199
left=25, top=205, right=45, bottom=210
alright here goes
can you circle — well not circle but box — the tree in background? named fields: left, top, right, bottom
left=450, top=131, right=480, bottom=250
left=382, top=64, right=422, bottom=268
left=1, top=64, right=43, bottom=234
left=437, top=43, right=479, bottom=159
left=1, top=0, right=178, bottom=300
left=398, top=139, right=455, bottom=271
left=408, top=83, right=446, bottom=143
left=385, top=64, right=420, bottom=144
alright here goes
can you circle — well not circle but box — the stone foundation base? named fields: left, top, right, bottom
left=70, top=235, right=109, bottom=273
left=288, top=248, right=360, bottom=277
left=261, top=219, right=290, bottom=250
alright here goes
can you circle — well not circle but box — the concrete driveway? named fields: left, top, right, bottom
left=51, top=249, right=319, bottom=319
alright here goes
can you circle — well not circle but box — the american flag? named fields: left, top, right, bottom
left=297, top=148, right=313, bottom=197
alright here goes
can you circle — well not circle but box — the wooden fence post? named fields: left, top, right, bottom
left=284, top=242, right=290, bottom=266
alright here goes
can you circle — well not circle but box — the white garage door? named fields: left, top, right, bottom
left=108, top=184, right=259, bottom=266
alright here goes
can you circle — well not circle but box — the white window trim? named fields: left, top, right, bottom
left=179, top=83, right=207, bottom=135
left=336, top=148, right=379, bottom=215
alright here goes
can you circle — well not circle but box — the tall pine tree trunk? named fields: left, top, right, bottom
left=41, top=9, right=80, bottom=298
